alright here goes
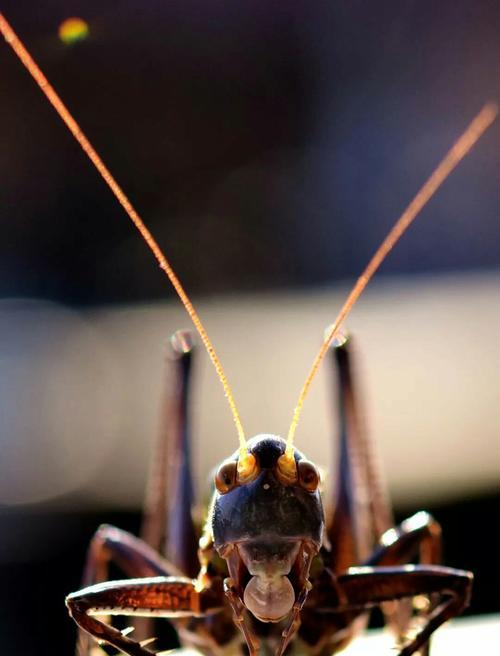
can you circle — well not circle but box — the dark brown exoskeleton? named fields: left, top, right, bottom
left=0, top=12, right=495, bottom=656
left=64, top=333, right=473, bottom=656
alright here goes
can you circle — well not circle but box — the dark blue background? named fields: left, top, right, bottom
left=1, top=0, right=499, bottom=305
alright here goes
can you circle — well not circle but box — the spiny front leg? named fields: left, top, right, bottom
left=224, top=578, right=260, bottom=656
left=76, top=524, right=184, bottom=655
left=364, top=510, right=443, bottom=655
left=67, top=576, right=224, bottom=656
left=276, top=584, right=311, bottom=656
left=276, top=542, right=317, bottom=656
left=335, top=565, right=472, bottom=656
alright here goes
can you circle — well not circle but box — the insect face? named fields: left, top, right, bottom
left=212, top=435, right=324, bottom=623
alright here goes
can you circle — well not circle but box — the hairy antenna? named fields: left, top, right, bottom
left=286, top=102, right=498, bottom=454
left=0, top=13, right=248, bottom=456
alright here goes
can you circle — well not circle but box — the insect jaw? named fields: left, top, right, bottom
left=223, top=539, right=313, bottom=624
left=243, top=573, right=295, bottom=623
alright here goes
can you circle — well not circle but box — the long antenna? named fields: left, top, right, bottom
left=286, top=102, right=497, bottom=453
left=0, top=13, right=248, bottom=456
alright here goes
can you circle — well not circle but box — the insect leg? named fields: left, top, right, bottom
left=67, top=576, right=224, bottom=656
left=364, top=511, right=442, bottom=568
left=362, top=511, right=442, bottom=655
left=327, top=336, right=393, bottom=573
left=276, top=542, right=317, bottom=656
left=141, top=330, right=199, bottom=578
left=333, top=565, right=472, bottom=656
left=76, top=525, right=184, bottom=655
left=81, top=525, right=183, bottom=586
left=328, top=335, right=415, bottom=638
left=223, top=578, right=260, bottom=656
left=136, top=331, right=199, bottom=644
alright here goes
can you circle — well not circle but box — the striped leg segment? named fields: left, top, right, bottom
left=328, top=335, right=393, bottom=572
left=76, top=525, right=184, bottom=655
left=334, top=565, right=472, bottom=656
left=67, top=577, right=224, bottom=656
left=141, top=330, right=199, bottom=577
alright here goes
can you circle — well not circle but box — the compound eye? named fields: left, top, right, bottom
left=298, top=460, right=320, bottom=492
left=215, top=460, right=238, bottom=494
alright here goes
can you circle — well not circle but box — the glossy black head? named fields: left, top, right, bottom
left=212, top=434, right=324, bottom=551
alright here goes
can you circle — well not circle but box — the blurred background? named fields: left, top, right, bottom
left=1, top=1, right=500, bottom=654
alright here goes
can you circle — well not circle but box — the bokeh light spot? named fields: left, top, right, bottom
left=58, top=17, right=89, bottom=45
